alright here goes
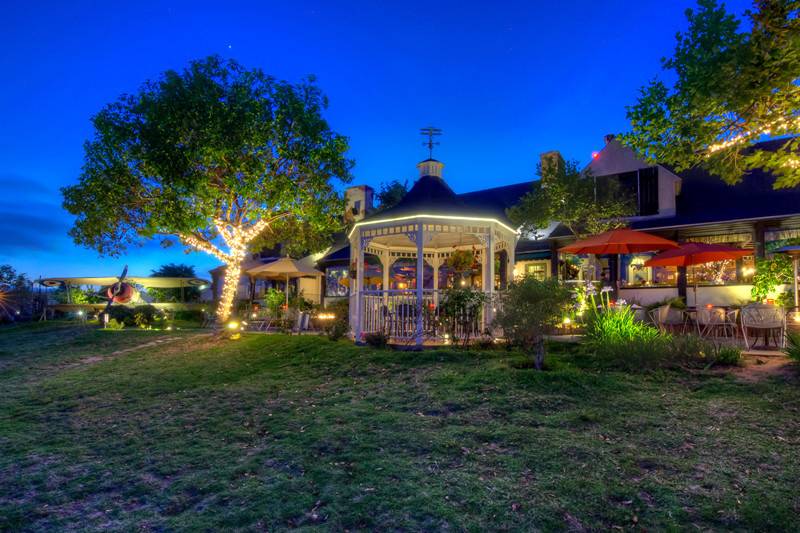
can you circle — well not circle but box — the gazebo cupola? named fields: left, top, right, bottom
left=348, top=155, right=519, bottom=346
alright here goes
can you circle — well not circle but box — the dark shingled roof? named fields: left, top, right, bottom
left=633, top=138, right=800, bottom=230
left=317, top=138, right=800, bottom=264
left=360, top=167, right=525, bottom=225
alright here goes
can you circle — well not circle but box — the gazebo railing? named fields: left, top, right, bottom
left=356, top=289, right=501, bottom=342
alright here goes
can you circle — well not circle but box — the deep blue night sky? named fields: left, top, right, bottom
left=0, top=0, right=752, bottom=279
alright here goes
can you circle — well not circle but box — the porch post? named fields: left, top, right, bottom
left=354, top=230, right=365, bottom=343
left=415, top=223, right=425, bottom=348
left=381, top=249, right=391, bottom=305
left=432, top=255, right=440, bottom=306
left=483, top=229, right=494, bottom=331
left=507, top=242, right=516, bottom=285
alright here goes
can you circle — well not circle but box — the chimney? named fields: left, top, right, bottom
left=539, top=150, right=565, bottom=180
left=604, top=133, right=616, bottom=144
left=344, top=185, right=374, bottom=223
left=416, top=159, right=444, bottom=178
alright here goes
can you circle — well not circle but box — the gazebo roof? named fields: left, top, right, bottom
left=359, top=161, right=515, bottom=226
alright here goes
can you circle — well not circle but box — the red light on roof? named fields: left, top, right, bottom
left=591, top=151, right=599, bottom=159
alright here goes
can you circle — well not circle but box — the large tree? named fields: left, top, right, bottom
left=508, top=157, right=634, bottom=239
left=624, top=0, right=800, bottom=188
left=63, top=56, right=352, bottom=321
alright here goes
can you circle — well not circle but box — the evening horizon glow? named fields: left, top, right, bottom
left=0, top=0, right=752, bottom=279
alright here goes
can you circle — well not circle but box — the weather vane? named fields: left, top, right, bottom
left=420, top=126, right=442, bottom=159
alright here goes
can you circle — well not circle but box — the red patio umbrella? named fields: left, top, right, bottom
left=560, top=228, right=679, bottom=255
left=645, top=242, right=752, bottom=304
left=560, top=229, right=679, bottom=289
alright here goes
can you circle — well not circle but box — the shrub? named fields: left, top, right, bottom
left=107, top=304, right=161, bottom=327
left=264, top=288, right=286, bottom=316
left=665, top=335, right=742, bottom=369
left=173, top=309, right=205, bottom=322
left=587, top=305, right=665, bottom=345
left=105, top=318, right=125, bottom=330
left=107, top=305, right=136, bottom=326
left=784, top=331, right=800, bottom=362
left=323, top=299, right=350, bottom=341
left=494, top=277, right=571, bottom=369
left=751, top=254, right=793, bottom=304
left=440, top=287, right=489, bottom=347
left=364, top=332, right=389, bottom=348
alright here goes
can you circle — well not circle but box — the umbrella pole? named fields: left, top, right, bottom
left=794, top=256, right=799, bottom=309
left=285, top=273, right=289, bottom=309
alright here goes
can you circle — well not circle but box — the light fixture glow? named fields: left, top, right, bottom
left=348, top=213, right=519, bottom=239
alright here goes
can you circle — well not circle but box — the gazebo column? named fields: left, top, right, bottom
left=380, top=249, right=392, bottom=304
left=482, top=229, right=495, bottom=331
left=431, top=255, right=442, bottom=305
left=354, top=230, right=365, bottom=343
left=415, top=223, right=425, bottom=348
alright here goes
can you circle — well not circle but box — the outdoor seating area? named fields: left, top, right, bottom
left=648, top=301, right=798, bottom=349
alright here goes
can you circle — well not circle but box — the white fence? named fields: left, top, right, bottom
left=354, top=289, right=501, bottom=343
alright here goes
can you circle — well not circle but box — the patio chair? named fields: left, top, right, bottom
left=695, top=306, right=733, bottom=338
left=740, top=304, right=786, bottom=350
left=248, top=309, right=272, bottom=331
left=201, top=310, right=216, bottom=328
left=648, top=304, right=685, bottom=333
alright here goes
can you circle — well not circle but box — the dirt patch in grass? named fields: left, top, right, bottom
left=731, top=354, right=798, bottom=383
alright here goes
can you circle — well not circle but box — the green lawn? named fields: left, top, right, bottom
left=1, top=323, right=799, bottom=531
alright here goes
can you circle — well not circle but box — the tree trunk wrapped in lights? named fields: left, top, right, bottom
left=62, top=56, right=352, bottom=324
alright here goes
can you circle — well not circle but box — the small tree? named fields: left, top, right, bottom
left=62, top=56, right=352, bottom=322
left=508, top=158, right=634, bottom=239
left=624, top=0, right=800, bottom=188
left=494, top=277, right=571, bottom=370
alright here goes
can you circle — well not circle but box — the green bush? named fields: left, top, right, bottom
left=586, top=303, right=665, bottom=346
left=784, top=331, right=800, bottom=362
left=107, top=304, right=161, bottom=327
left=665, top=335, right=742, bottom=369
left=173, top=309, right=205, bottom=322
left=751, top=255, right=793, bottom=305
left=107, top=306, right=136, bottom=326
left=105, top=318, right=125, bottom=330
left=364, top=332, right=389, bottom=348
left=494, top=277, right=571, bottom=369
left=440, top=287, right=489, bottom=347
left=323, top=299, right=350, bottom=341
left=592, top=333, right=742, bottom=372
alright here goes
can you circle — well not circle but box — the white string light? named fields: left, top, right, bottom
left=179, top=217, right=274, bottom=322
left=706, top=116, right=800, bottom=155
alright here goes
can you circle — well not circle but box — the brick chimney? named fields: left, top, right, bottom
left=539, top=150, right=565, bottom=181
left=344, top=185, right=374, bottom=223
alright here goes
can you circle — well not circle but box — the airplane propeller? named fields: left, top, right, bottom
left=102, top=264, right=130, bottom=317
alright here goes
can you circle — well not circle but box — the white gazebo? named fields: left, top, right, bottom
left=348, top=159, right=519, bottom=346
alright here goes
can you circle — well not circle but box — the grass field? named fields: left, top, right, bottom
left=1, top=322, right=799, bottom=531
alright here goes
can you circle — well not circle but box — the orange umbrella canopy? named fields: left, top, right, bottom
left=560, top=229, right=679, bottom=255
left=644, top=242, right=752, bottom=267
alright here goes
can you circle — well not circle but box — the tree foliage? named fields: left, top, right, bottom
left=148, top=263, right=200, bottom=302
left=508, top=158, right=634, bottom=238
left=624, top=0, right=800, bottom=188
left=375, top=179, right=408, bottom=211
left=494, top=277, right=571, bottom=370
left=62, top=56, right=353, bottom=320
